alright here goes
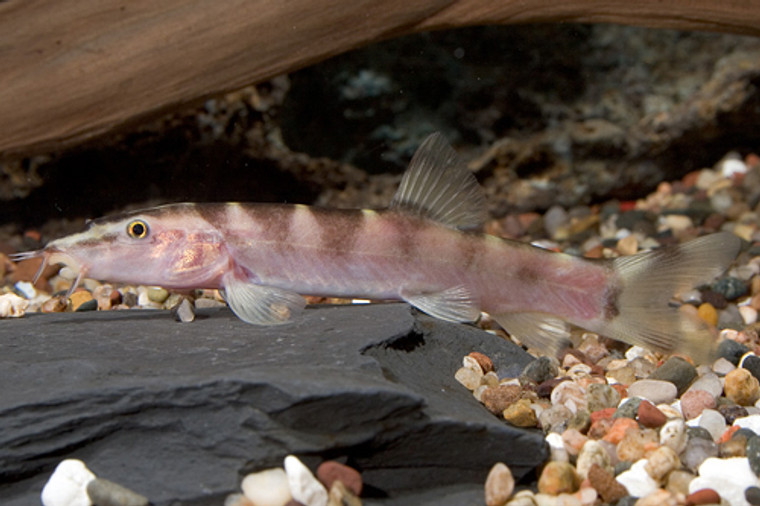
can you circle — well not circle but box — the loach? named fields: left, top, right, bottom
left=11, top=133, right=741, bottom=362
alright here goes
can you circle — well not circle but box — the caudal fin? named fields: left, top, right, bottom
left=598, top=232, right=742, bottom=363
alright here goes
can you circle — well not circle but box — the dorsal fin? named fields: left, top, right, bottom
left=389, top=133, right=487, bottom=230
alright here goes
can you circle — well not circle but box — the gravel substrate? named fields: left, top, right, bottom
left=4, top=150, right=760, bottom=505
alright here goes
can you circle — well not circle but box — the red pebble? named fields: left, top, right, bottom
left=590, top=407, right=616, bottom=424
left=637, top=400, right=667, bottom=428
left=317, top=461, right=363, bottom=496
left=718, top=424, right=741, bottom=444
left=685, top=488, right=721, bottom=505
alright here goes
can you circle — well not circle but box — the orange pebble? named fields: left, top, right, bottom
left=697, top=303, right=718, bottom=327
left=590, top=407, right=616, bottom=424
left=718, top=424, right=741, bottom=443
left=603, top=417, right=639, bottom=444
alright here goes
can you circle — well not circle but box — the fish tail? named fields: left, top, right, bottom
left=597, top=232, right=742, bottom=363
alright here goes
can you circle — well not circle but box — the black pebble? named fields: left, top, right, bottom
left=75, top=298, right=98, bottom=312
left=746, top=486, right=760, bottom=505
left=718, top=339, right=751, bottom=365
left=744, top=355, right=760, bottom=382
left=712, top=276, right=749, bottom=300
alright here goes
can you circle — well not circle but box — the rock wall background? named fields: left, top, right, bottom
left=2, top=24, right=760, bottom=241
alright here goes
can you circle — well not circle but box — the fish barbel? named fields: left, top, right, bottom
left=12, top=133, right=741, bottom=361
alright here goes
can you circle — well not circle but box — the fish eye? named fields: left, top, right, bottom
left=127, top=219, right=149, bottom=239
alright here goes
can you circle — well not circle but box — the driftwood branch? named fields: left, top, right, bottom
left=2, top=0, right=760, bottom=157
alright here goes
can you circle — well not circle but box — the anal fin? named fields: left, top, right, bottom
left=492, top=312, right=571, bottom=357
left=401, top=285, right=480, bottom=323
left=222, top=272, right=305, bottom=325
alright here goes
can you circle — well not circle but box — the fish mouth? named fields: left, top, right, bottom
left=9, top=248, right=86, bottom=297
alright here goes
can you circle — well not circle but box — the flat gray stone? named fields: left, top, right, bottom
left=0, top=303, right=546, bottom=505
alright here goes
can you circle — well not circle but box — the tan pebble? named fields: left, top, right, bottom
left=635, top=488, right=679, bottom=506
left=481, top=384, right=522, bottom=415
left=575, top=440, right=611, bottom=480
left=538, top=461, right=579, bottom=495
left=485, top=462, right=515, bottom=506
left=327, top=480, right=362, bottom=506
left=503, top=399, right=538, bottom=427
left=68, top=290, right=93, bottom=311
left=147, top=286, right=169, bottom=304
left=507, top=490, right=538, bottom=506
left=740, top=305, right=758, bottom=325
left=644, top=446, right=680, bottom=482
left=473, top=385, right=489, bottom=402
left=550, top=381, right=587, bottom=413
left=561, top=429, right=588, bottom=457
left=664, top=469, right=695, bottom=496
left=482, top=371, right=500, bottom=388
left=656, top=403, right=682, bottom=419
left=469, top=351, right=495, bottom=373
left=455, top=366, right=483, bottom=391
left=617, top=234, right=638, bottom=256
left=317, top=461, right=362, bottom=497
left=41, top=296, right=67, bottom=313
left=724, top=367, right=760, bottom=405
left=617, top=426, right=658, bottom=463
left=562, top=354, right=583, bottom=368
left=697, top=303, right=718, bottom=327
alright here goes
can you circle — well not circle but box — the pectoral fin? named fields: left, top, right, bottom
left=401, top=285, right=480, bottom=322
left=492, top=312, right=571, bottom=356
left=222, top=272, right=305, bottom=325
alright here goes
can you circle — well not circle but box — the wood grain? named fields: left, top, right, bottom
left=1, top=0, right=759, bottom=157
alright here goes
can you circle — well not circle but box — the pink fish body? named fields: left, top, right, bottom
left=14, top=134, right=741, bottom=360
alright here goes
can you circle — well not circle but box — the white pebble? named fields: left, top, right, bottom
left=733, top=414, right=760, bottom=433
left=14, top=280, right=36, bottom=299
left=0, top=292, right=30, bottom=318
left=545, top=432, right=569, bottom=462
left=660, top=418, right=688, bottom=454
left=689, top=457, right=759, bottom=506
left=241, top=467, right=292, bottom=506
left=625, top=346, right=649, bottom=361
left=41, top=459, right=96, bottom=506
left=615, top=459, right=658, bottom=498
left=720, top=157, right=748, bottom=178
left=136, top=290, right=163, bottom=309
left=284, top=455, right=328, bottom=506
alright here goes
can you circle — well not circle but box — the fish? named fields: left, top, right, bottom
left=11, top=133, right=741, bottom=361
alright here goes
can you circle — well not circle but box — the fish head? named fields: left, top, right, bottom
left=13, top=203, right=230, bottom=292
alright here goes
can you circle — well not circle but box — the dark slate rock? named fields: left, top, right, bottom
left=719, top=339, right=751, bottom=365
left=648, top=356, right=697, bottom=396
left=521, top=356, right=558, bottom=385
left=712, top=276, right=749, bottom=301
left=0, top=303, right=546, bottom=506
left=748, top=436, right=760, bottom=477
